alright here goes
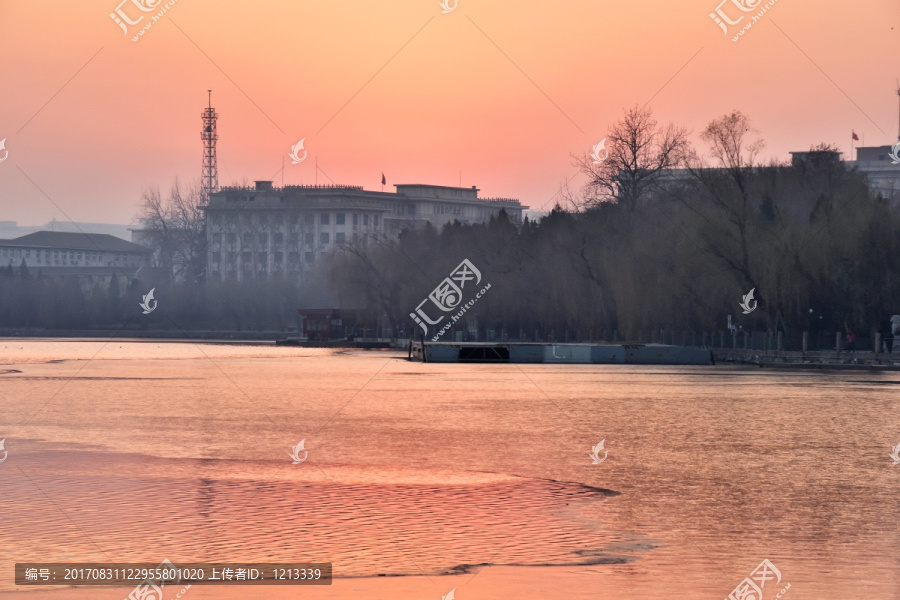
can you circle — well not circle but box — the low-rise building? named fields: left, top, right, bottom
left=847, top=145, right=900, bottom=199
left=0, top=231, right=152, bottom=291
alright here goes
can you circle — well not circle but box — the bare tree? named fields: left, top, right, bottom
left=575, top=105, right=691, bottom=211
left=138, top=178, right=207, bottom=282
left=682, top=111, right=766, bottom=298
left=700, top=110, right=764, bottom=172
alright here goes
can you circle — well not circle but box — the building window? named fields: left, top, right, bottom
left=336, top=213, right=345, bottom=225
left=305, top=233, right=314, bottom=245
left=363, top=214, right=369, bottom=226
left=242, top=232, right=252, bottom=243
left=352, top=213, right=358, bottom=226
left=374, top=215, right=379, bottom=227
left=320, top=232, right=330, bottom=244
left=212, top=233, right=221, bottom=244
left=227, top=232, right=237, bottom=243
left=335, top=232, right=345, bottom=243
left=242, top=252, right=251, bottom=264
left=320, top=213, right=330, bottom=225
left=259, top=233, right=268, bottom=244
left=273, top=232, right=283, bottom=244
left=212, top=252, right=221, bottom=263
left=274, top=252, right=283, bottom=263
left=305, top=251, right=314, bottom=262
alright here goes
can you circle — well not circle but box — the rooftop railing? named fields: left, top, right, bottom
left=480, top=197, right=521, bottom=204
left=216, top=184, right=364, bottom=193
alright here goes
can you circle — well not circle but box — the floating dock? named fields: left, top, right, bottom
left=409, top=342, right=714, bottom=365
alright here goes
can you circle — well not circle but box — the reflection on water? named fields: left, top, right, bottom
left=5, top=457, right=632, bottom=579
left=1, top=341, right=899, bottom=599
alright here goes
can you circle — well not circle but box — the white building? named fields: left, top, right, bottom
left=202, top=181, right=526, bottom=281
left=0, top=231, right=153, bottom=291
left=847, top=145, right=900, bottom=199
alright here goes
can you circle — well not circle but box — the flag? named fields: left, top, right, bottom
left=381, top=173, right=386, bottom=185
left=852, top=131, right=859, bottom=141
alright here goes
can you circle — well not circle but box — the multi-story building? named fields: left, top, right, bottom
left=0, top=231, right=153, bottom=291
left=202, top=181, right=526, bottom=281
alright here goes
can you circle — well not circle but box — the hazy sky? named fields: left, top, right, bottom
left=0, top=0, right=898, bottom=226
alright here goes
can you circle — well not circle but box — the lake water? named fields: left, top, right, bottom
left=1, top=340, right=898, bottom=599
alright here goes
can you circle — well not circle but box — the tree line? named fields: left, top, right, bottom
left=324, top=108, right=900, bottom=348
left=1, top=107, right=898, bottom=347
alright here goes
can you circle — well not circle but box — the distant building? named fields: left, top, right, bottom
left=388, top=184, right=526, bottom=235
left=847, top=145, right=900, bottom=199
left=0, top=219, right=133, bottom=242
left=0, top=231, right=153, bottom=292
left=202, top=181, right=526, bottom=281
left=658, top=147, right=900, bottom=202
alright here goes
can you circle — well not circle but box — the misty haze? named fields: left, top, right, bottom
left=1, top=1, right=899, bottom=599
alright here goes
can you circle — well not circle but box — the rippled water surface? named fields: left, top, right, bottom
left=1, top=340, right=899, bottom=599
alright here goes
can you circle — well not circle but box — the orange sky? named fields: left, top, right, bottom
left=0, top=0, right=898, bottom=226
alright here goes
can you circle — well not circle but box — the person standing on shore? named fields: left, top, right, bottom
left=880, top=318, right=895, bottom=354
left=891, top=315, right=900, bottom=353
left=844, top=325, right=856, bottom=353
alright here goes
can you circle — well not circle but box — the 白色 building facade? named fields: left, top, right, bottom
left=202, top=181, right=526, bottom=281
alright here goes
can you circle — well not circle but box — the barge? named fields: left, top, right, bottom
left=409, top=341, right=714, bottom=365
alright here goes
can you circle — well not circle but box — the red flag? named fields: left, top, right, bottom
left=381, top=173, right=386, bottom=185
left=852, top=131, right=860, bottom=141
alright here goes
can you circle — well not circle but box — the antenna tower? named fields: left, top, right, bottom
left=896, top=80, right=900, bottom=142
left=201, top=90, right=219, bottom=201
